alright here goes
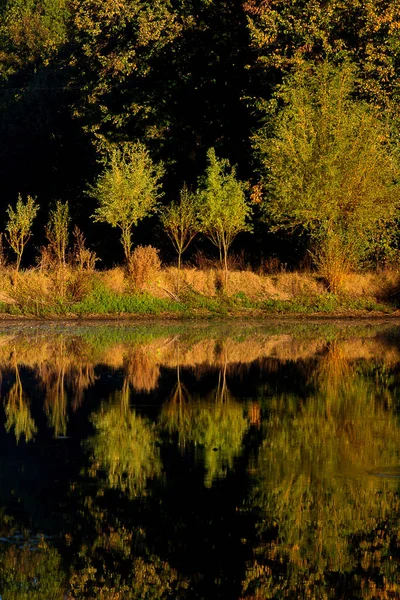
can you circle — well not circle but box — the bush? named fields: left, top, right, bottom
left=128, top=245, right=161, bottom=292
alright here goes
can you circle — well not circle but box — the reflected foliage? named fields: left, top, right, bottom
left=161, top=359, right=250, bottom=487
left=0, top=519, right=65, bottom=600
left=4, top=354, right=36, bottom=443
left=88, top=382, right=162, bottom=497
left=242, top=341, right=400, bottom=599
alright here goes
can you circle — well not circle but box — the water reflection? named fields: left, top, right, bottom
left=242, top=338, right=400, bottom=599
left=89, top=381, right=162, bottom=497
left=161, top=345, right=250, bottom=487
left=0, top=323, right=398, bottom=598
left=4, top=351, right=37, bottom=443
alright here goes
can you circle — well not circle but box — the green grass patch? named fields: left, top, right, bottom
left=71, top=285, right=183, bottom=316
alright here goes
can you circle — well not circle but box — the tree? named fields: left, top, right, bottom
left=6, top=194, right=39, bottom=275
left=256, top=61, right=400, bottom=291
left=46, top=200, right=70, bottom=268
left=69, top=0, right=180, bottom=140
left=160, top=185, right=198, bottom=291
left=244, top=0, right=400, bottom=113
left=90, top=142, right=164, bottom=265
left=0, top=0, right=70, bottom=81
left=197, top=148, right=252, bottom=286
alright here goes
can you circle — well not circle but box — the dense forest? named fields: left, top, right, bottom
left=1, top=0, right=400, bottom=278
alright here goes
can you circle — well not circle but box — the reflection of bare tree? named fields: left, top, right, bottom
left=4, top=351, right=37, bottom=443
left=69, top=363, right=96, bottom=411
left=40, top=339, right=68, bottom=437
left=89, top=382, right=162, bottom=498
left=215, top=345, right=231, bottom=403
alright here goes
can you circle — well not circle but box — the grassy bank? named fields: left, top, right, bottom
left=0, top=265, right=399, bottom=319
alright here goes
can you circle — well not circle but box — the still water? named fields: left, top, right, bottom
left=0, top=320, right=399, bottom=599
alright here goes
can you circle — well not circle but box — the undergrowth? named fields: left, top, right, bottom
left=0, top=267, right=398, bottom=318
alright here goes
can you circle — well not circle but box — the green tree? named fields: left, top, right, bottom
left=0, top=0, right=70, bottom=80
left=161, top=185, right=198, bottom=291
left=244, top=0, right=400, bottom=113
left=6, top=194, right=39, bottom=275
left=90, top=142, right=164, bottom=265
left=198, top=148, right=252, bottom=286
left=69, top=0, right=180, bottom=139
left=256, top=61, right=400, bottom=290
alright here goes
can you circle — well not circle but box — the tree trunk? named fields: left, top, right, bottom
left=121, top=225, right=132, bottom=267
left=223, top=242, right=228, bottom=289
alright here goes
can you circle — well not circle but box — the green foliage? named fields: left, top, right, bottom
left=160, top=370, right=250, bottom=487
left=244, top=0, right=400, bottom=112
left=6, top=194, right=39, bottom=273
left=4, top=362, right=37, bottom=443
left=198, top=148, right=252, bottom=283
left=90, top=142, right=164, bottom=263
left=256, top=61, right=400, bottom=289
left=70, top=0, right=181, bottom=137
left=242, top=343, right=400, bottom=598
left=0, top=0, right=70, bottom=79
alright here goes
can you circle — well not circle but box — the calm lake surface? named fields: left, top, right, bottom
left=0, top=320, right=400, bottom=599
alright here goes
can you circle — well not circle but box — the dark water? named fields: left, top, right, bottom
left=0, top=321, right=400, bottom=599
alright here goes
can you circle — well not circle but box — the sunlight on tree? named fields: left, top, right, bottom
left=256, top=61, right=400, bottom=290
left=90, top=142, right=164, bottom=266
left=198, top=148, right=252, bottom=287
left=161, top=184, right=199, bottom=293
left=6, top=194, right=39, bottom=279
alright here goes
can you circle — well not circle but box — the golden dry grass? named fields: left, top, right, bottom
left=159, top=267, right=326, bottom=300
left=161, top=267, right=219, bottom=297
left=0, top=265, right=399, bottom=307
left=340, top=269, right=400, bottom=301
left=98, top=267, right=127, bottom=294
left=272, top=271, right=326, bottom=298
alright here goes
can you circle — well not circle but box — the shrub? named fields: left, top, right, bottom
left=70, top=226, right=98, bottom=271
left=129, top=245, right=161, bottom=292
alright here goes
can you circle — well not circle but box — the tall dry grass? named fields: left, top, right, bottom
left=0, top=263, right=399, bottom=312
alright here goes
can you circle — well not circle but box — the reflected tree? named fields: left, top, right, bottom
left=241, top=342, right=400, bottom=598
left=4, top=352, right=37, bottom=443
left=0, top=532, right=65, bottom=600
left=41, top=338, right=68, bottom=437
left=88, top=380, right=162, bottom=497
left=161, top=343, right=250, bottom=487
left=124, top=345, right=160, bottom=394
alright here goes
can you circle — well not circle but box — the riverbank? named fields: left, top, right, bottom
left=0, top=266, right=399, bottom=319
